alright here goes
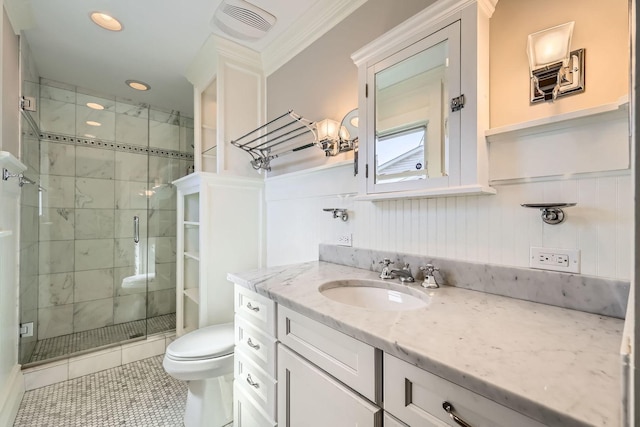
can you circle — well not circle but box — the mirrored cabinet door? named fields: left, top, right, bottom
left=367, top=21, right=461, bottom=194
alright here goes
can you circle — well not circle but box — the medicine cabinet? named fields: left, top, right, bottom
left=352, top=0, right=497, bottom=200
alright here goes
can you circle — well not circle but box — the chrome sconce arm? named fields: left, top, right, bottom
left=521, top=203, right=576, bottom=225
left=323, top=208, right=348, bottom=222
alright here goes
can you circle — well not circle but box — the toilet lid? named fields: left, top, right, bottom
left=166, top=323, right=235, bottom=361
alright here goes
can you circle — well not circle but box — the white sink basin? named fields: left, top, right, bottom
left=319, top=279, right=429, bottom=311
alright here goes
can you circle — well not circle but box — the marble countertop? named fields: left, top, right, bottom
left=228, top=261, right=624, bottom=427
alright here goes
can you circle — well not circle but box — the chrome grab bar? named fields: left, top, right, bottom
left=133, top=216, right=139, bottom=244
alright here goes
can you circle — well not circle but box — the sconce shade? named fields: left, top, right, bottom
left=527, top=21, right=574, bottom=71
left=316, top=118, right=340, bottom=141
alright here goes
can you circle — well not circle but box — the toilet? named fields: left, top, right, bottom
left=163, top=323, right=235, bottom=427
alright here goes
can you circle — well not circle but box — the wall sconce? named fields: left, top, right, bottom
left=527, top=21, right=585, bottom=103
left=315, top=109, right=358, bottom=157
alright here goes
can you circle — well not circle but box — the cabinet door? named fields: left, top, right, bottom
left=278, top=344, right=381, bottom=427
left=366, top=21, right=461, bottom=195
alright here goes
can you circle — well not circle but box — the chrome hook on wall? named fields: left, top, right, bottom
left=323, top=208, right=348, bottom=222
left=521, top=203, right=577, bottom=225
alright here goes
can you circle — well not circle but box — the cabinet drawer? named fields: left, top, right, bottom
left=277, top=305, right=379, bottom=403
left=234, top=383, right=277, bottom=427
left=384, top=353, right=546, bottom=427
left=235, top=314, right=277, bottom=375
left=278, top=344, right=382, bottom=427
left=234, top=284, right=276, bottom=336
left=235, top=350, right=277, bottom=419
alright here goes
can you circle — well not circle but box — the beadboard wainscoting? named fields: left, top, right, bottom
left=266, top=162, right=631, bottom=281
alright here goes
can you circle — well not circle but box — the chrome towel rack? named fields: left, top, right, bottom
left=230, top=110, right=317, bottom=171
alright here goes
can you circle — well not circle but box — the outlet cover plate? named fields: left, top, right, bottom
left=530, top=247, right=580, bottom=273
left=337, top=233, right=352, bottom=247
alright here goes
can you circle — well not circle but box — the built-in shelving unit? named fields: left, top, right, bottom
left=174, top=171, right=266, bottom=336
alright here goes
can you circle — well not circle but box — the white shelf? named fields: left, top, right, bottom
left=0, top=151, right=26, bottom=172
left=0, top=230, right=12, bottom=239
left=184, top=288, right=200, bottom=304
left=485, top=96, right=629, bottom=140
left=184, top=221, right=200, bottom=227
left=354, top=185, right=497, bottom=201
left=202, top=124, right=217, bottom=131
left=184, top=251, right=200, bottom=261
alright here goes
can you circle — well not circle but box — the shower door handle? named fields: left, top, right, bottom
left=133, top=216, right=140, bottom=243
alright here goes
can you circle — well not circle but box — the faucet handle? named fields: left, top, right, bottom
left=420, top=264, right=440, bottom=289
left=379, top=258, right=392, bottom=267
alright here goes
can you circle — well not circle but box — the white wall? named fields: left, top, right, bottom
left=267, top=164, right=631, bottom=281
left=0, top=5, right=24, bottom=425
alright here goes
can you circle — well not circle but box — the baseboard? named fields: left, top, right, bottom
left=0, top=364, right=24, bottom=427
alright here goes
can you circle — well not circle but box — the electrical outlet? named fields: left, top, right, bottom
left=337, top=233, right=352, bottom=247
left=530, top=247, right=580, bottom=273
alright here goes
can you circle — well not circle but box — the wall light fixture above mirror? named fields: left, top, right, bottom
left=527, top=21, right=585, bottom=103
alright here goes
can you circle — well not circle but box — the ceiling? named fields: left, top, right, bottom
left=14, top=0, right=325, bottom=116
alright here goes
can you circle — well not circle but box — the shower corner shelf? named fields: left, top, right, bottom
left=184, top=288, right=200, bottom=304
left=230, top=110, right=317, bottom=172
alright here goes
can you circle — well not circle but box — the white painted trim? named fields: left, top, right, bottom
left=485, top=96, right=630, bottom=140
left=262, top=0, right=368, bottom=76
left=0, top=151, right=27, bottom=173
left=265, top=160, right=352, bottom=182
left=352, top=0, right=487, bottom=67
left=353, top=184, right=496, bottom=201
left=491, top=169, right=631, bottom=186
left=0, top=365, right=24, bottom=427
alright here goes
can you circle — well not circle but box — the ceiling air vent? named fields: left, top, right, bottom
left=212, top=0, right=277, bottom=40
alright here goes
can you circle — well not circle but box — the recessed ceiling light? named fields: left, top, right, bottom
left=90, top=12, right=123, bottom=32
left=86, top=102, right=104, bottom=110
left=86, top=121, right=102, bottom=127
left=126, top=80, right=150, bottom=91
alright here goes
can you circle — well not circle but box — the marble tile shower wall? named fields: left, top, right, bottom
left=35, top=81, right=193, bottom=340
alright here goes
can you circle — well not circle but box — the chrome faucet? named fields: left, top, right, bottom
left=420, top=264, right=440, bottom=289
left=379, top=258, right=394, bottom=279
left=390, top=263, right=415, bottom=283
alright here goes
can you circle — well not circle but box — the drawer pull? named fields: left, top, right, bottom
left=246, top=373, right=260, bottom=389
left=246, top=337, right=261, bottom=350
left=246, top=302, right=260, bottom=312
left=442, top=402, right=473, bottom=427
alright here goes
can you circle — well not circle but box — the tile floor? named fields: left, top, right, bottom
left=14, top=355, right=188, bottom=426
left=28, top=314, right=176, bottom=363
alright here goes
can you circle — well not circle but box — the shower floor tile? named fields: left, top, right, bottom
left=14, top=355, right=187, bottom=427
left=28, top=313, right=176, bottom=363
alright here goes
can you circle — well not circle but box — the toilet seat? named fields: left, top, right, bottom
left=166, top=323, right=234, bottom=361
left=163, top=322, right=235, bottom=382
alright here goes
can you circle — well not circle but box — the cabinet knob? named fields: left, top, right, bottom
left=442, top=401, right=473, bottom=427
left=246, top=302, right=260, bottom=312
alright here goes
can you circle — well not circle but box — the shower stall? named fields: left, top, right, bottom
left=18, top=78, right=194, bottom=366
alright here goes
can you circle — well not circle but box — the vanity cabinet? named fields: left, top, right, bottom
left=352, top=0, right=496, bottom=200
left=233, top=285, right=278, bottom=426
left=384, top=353, right=545, bottom=427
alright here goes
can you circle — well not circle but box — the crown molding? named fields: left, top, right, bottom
left=186, top=35, right=263, bottom=89
left=352, top=0, right=490, bottom=66
left=261, top=0, right=368, bottom=76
